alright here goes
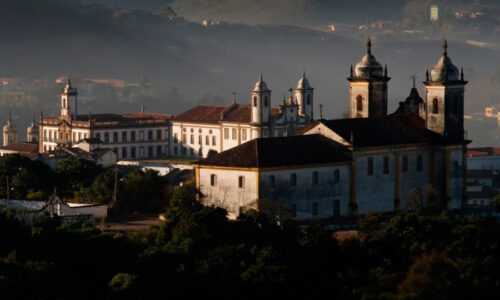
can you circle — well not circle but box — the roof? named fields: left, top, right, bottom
left=172, top=104, right=281, bottom=124
left=75, top=138, right=102, bottom=144
left=0, top=142, right=38, bottom=153
left=297, top=114, right=457, bottom=148
left=194, top=134, right=351, bottom=168
left=41, top=112, right=171, bottom=128
left=467, top=147, right=500, bottom=157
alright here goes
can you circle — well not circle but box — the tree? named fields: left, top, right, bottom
left=107, top=273, right=140, bottom=299
left=56, top=157, right=103, bottom=198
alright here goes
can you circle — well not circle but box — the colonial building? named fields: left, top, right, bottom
left=170, top=72, right=314, bottom=158
left=39, top=80, right=172, bottom=160
left=194, top=40, right=469, bottom=219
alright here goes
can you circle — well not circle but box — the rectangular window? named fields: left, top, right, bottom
left=210, top=174, right=217, bottom=186
left=131, top=147, right=136, bottom=158
left=269, top=175, right=275, bottom=188
left=182, top=134, right=186, bottom=144
left=238, top=176, right=245, bottom=188
left=290, top=174, right=297, bottom=187
left=190, top=148, right=194, bottom=156
left=122, top=132, right=127, bottom=142
left=157, top=129, right=162, bottom=140
left=198, top=135, right=202, bottom=145
left=173, top=147, right=178, bottom=155
left=383, top=156, right=389, bottom=175
left=212, top=136, right=216, bottom=146
left=113, top=132, right=118, bottom=143
left=190, top=135, right=194, bottom=144
left=205, top=136, right=209, bottom=145
left=139, top=146, right=145, bottom=157
left=148, top=146, right=154, bottom=157
left=139, top=131, right=144, bottom=141
left=367, top=158, right=374, bottom=175
left=174, top=133, right=178, bottom=143
left=312, top=171, right=319, bottom=185
left=131, top=131, right=136, bottom=142
left=263, top=129, right=268, bottom=137
left=122, top=147, right=127, bottom=159
left=334, top=170, right=340, bottom=183
left=417, top=155, right=423, bottom=172
left=312, top=202, right=319, bottom=216
left=242, top=129, right=247, bottom=140
left=157, top=145, right=162, bottom=157
left=148, top=130, right=153, bottom=141
left=224, top=128, right=229, bottom=139
left=104, top=132, right=110, bottom=143
left=165, top=129, right=169, bottom=140
left=112, top=147, right=118, bottom=155
left=232, top=128, right=237, bottom=140
left=402, top=156, right=408, bottom=173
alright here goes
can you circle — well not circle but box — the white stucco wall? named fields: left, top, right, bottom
left=198, top=168, right=258, bottom=219
left=260, top=165, right=351, bottom=218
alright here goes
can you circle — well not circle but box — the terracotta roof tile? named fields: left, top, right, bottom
left=0, top=142, right=38, bottom=153
left=194, top=134, right=351, bottom=168
left=172, top=104, right=281, bottom=124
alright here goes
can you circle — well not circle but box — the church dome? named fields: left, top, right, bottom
left=3, top=120, right=16, bottom=133
left=354, top=38, right=384, bottom=78
left=430, top=40, right=459, bottom=82
left=3, top=113, right=17, bottom=133
left=253, top=72, right=270, bottom=92
left=296, top=70, right=311, bottom=89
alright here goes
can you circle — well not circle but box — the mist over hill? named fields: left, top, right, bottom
left=1, top=0, right=500, bottom=146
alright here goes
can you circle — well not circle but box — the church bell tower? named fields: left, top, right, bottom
left=424, top=40, right=467, bottom=141
left=348, top=37, right=390, bottom=118
left=60, top=78, right=78, bottom=122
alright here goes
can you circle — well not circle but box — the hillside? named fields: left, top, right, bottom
left=169, top=0, right=408, bottom=27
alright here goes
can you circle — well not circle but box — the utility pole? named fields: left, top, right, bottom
left=112, top=164, right=118, bottom=208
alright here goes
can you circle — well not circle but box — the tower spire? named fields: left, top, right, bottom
left=367, top=36, right=372, bottom=55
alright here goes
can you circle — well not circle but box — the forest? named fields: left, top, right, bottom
left=1, top=181, right=500, bottom=299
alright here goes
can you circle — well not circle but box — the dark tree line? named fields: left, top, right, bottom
left=2, top=183, right=500, bottom=299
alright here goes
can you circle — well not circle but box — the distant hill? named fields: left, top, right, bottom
left=0, top=0, right=210, bottom=87
left=169, top=0, right=408, bottom=27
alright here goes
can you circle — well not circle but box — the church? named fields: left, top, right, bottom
left=169, top=72, right=314, bottom=158
left=193, top=39, right=469, bottom=219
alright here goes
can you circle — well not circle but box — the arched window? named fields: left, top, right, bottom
left=356, top=95, right=363, bottom=111
left=264, top=96, right=269, bottom=107
left=253, top=96, right=258, bottom=107
left=432, top=98, right=439, bottom=114
left=306, top=94, right=311, bottom=105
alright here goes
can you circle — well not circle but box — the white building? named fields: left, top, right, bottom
left=39, top=79, right=171, bottom=160
left=170, top=72, right=314, bottom=158
left=193, top=40, right=469, bottom=219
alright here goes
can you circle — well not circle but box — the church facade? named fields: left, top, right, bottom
left=169, top=72, right=314, bottom=158
left=194, top=39, right=469, bottom=219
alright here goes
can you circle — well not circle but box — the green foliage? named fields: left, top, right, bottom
left=56, top=157, right=103, bottom=197
left=118, top=169, right=168, bottom=213
left=107, top=273, right=140, bottom=299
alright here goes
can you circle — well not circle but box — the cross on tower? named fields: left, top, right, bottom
left=410, top=74, right=417, bottom=88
